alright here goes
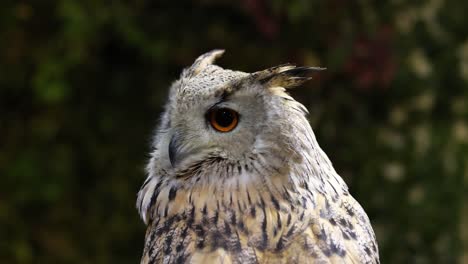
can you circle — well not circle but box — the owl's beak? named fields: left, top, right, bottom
left=168, top=132, right=213, bottom=168
left=168, top=134, right=181, bottom=167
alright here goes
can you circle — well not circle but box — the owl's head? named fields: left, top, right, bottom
left=148, top=50, right=324, bottom=182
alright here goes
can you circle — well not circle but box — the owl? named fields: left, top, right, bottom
left=137, top=50, right=379, bottom=264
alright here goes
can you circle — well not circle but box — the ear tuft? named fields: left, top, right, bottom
left=183, top=49, right=225, bottom=77
left=253, top=65, right=325, bottom=89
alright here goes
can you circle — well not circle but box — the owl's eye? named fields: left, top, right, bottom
left=208, top=107, right=239, bottom=132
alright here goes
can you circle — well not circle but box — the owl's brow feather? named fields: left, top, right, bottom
left=208, top=80, right=247, bottom=108
left=210, top=73, right=261, bottom=101
left=212, top=89, right=232, bottom=106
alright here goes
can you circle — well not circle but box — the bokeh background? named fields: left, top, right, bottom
left=1, top=0, right=467, bottom=263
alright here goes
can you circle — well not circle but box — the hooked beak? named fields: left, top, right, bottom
left=168, top=133, right=181, bottom=167
left=168, top=132, right=217, bottom=168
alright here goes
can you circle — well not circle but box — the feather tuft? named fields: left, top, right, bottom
left=254, top=65, right=325, bottom=89
left=183, top=49, right=225, bottom=78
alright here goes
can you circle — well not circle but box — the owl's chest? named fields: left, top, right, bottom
left=141, top=192, right=377, bottom=264
left=142, top=206, right=300, bottom=263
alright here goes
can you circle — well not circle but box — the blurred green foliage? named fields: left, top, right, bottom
left=1, top=0, right=467, bottom=263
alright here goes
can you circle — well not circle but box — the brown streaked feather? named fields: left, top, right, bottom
left=140, top=180, right=378, bottom=264
left=253, top=65, right=325, bottom=89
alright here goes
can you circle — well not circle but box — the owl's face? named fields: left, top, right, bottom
left=164, top=86, right=266, bottom=169
left=149, top=50, right=321, bottom=180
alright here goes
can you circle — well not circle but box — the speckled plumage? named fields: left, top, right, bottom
left=137, top=50, right=379, bottom=264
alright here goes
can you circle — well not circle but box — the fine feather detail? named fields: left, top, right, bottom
left=182, top=49, right=226, bottom=78
left=137, top=50, right=379, bottom=264
left=253, top=65, right=326, bottom=89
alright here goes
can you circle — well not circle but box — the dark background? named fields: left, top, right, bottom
left=1, top=0, right=467, bottom=263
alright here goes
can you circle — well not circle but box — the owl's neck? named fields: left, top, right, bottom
left=137, top=165, right=350, bottom=261
left=137, top=138, right=349, bottom=226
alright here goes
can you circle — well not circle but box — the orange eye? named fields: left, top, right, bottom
left=208, top=108, right=239, bottom=132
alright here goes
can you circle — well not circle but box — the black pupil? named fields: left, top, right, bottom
left=215, top=109, right=234, bottom=127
